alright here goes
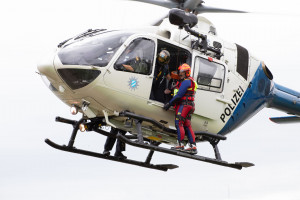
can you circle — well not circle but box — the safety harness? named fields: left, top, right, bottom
left=174, top=77, right=198, bottom=105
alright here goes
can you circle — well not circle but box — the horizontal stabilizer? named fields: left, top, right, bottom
left=269, top=116, right=300, bottom=124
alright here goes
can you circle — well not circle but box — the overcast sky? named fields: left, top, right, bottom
left=1, top=0, right=300, bottom=199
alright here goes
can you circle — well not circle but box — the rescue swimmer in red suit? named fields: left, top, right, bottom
left=163, top=63, right=198, bottom=154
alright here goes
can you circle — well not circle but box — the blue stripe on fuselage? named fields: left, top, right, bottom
left=218, top=63, right=273, bottom=135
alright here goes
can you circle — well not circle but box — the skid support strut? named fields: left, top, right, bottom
left=211, top=140, right=222, bottom=160
left=134, top=119, right=144, bottom=144
left=202, top=136, right=223, bottom=160
left=68, top=118, right=85, bottom=148
left=145, top=142, right=161, bottom=164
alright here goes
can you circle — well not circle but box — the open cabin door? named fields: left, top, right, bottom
left=149, top=39, right=192, bottom=105
left=192, top=52, right=227, bottom=120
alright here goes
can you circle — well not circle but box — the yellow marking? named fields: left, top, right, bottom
left=147, top=136, right=162, bottom=141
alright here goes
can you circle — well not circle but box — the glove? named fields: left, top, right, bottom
left=163, top=102, right=171, bottom=111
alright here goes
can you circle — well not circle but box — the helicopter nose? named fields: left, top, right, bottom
left=37, top=50, right=60, bottom=82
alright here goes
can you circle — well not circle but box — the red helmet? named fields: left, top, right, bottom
left=178, top=63, right=191, bottom=77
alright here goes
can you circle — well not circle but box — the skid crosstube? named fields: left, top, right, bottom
left=116, top=133, right=254, bottom=170
left=45, top=139, right=178, bottom=172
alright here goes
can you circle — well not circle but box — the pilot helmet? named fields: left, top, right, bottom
left=158, top=50, right=170, bottom=64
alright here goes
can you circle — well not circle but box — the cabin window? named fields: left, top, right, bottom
left=114, top=38, right=155, bottom=75
left=193, top=57, right=225, bottom=93
left=236, top=44, right=249, bottom=80
left=57, top=68, right=101, bottom=90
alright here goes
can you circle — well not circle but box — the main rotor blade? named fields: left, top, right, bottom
left=193, top=5, right=248, bottom=14
left=183, top=0, right=204, bottom=10
left=128, top=0, right=179, bottom=9
left=128, top=0, right=248, bottom=14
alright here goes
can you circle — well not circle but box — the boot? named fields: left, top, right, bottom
left=103, top=149, right=110, bottom=156
left=114, top=151, right=127, bottom=159
left=171, top=141, right=185, bottom=151
left=184, top=143, right=197, bottom=155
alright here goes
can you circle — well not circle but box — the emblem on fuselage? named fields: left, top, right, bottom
left=128, top=77, right=139, bottom=90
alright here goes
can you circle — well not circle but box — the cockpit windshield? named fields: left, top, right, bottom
left=58, top=31, right=133, bottom=67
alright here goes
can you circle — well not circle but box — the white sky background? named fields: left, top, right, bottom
left=1, top=0, right=300, bottom=199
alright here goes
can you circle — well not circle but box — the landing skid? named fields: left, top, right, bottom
left=45, top=139, right=177, bottom=171
left=116, top=134, right=253, bottom=170
left=45, top=114, right=254, bottom=171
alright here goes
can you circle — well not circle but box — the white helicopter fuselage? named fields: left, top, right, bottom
left=38, top=16, right=273, bottom=143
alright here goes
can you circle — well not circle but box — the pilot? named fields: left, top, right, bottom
left=151, top=50, right=172, bottom=103
left=163, top=63, right=198, bottom=154
left=122, top=56, right=148, bottom=74
left=103, top=127, right=127, bottom=159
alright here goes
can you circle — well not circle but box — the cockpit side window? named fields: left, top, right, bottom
left=194, top=57, right=225, bottom=93
left=114, top=38, right=155, bottom=75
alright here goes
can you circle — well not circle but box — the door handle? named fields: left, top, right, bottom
left=147, top=100, right=163, bottom=107
left=146, top=75, right=154, bottom=79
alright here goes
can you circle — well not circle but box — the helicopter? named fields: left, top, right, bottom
left=37, top=0, right=300, bottom=171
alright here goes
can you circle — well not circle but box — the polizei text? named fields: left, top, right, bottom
left=220, top=86, right=244, bottom=123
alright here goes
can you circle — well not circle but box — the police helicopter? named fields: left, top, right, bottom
left=37, top=0, right=300, bottom=171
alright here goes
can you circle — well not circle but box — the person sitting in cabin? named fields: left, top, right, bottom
left=122, top=56, right=148, bottom=74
